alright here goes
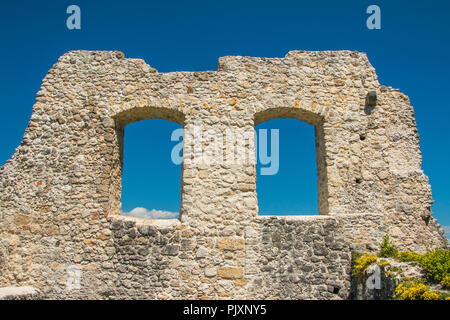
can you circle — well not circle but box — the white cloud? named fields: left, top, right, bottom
left=443, top=225, right=450, bottom=240
left=121, top=207, right=179, bottom=219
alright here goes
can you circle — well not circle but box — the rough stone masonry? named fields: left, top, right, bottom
left=0, top=50, right=447, bottom=299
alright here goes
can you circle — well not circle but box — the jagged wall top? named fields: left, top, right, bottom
left=0, top=49, right=446, bottom=299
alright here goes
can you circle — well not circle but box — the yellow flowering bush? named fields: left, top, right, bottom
left=394, top=279, right=428, bottom=300
left=394, top=278, right=444, bottom=300
left=353, top=253, right=378, bottom=276
left=441, top=275, right=450, bottom=289
left=422, top=291, right=441, bottom=300
left=378, top=260, right=389, bottom=268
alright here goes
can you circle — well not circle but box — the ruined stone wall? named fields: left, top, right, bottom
left=0, top=50, right=446, bottom=299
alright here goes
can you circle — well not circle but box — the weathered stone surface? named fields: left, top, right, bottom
left=196, top=246, right=209, bottom=258
left=217, top=238, right=244, bottom=251
left=0, top=286, right=40, bottom=300
left=204, top=268, right=217, bottom=278
left=0, top=50, right=446, bottom=300
left=13, top=215, right=31, bottom=226
left=217, top=267, right=243, bottom=279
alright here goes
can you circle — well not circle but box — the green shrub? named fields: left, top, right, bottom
left=397, top=251, right=423, bottom=263
left=378, top=234, right=398, bottom=258
left=420, top=249, right=450, bottom=282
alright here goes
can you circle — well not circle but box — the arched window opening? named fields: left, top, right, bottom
left=256, top=118, right=319, bottom=215
left=120, top=119, right=182, bottom=219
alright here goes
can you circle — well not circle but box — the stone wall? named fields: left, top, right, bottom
left=0, top=50, right=447, bottom=299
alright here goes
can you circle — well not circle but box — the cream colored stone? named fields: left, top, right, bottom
left=217, top=267, right=243, bottom=279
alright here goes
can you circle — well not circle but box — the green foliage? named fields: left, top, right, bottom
left=421, top=249, right=450, bottom=282
left=378, top=234, right=398, bottom=258
left=397, top=251, right=423, bottom=263
left=390, top=248, right=450, bottom=300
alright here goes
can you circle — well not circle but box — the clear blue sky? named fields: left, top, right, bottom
left=0, top=1, right=449, bottom=232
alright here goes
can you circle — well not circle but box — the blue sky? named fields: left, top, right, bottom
left=0, top=1, right=449, bottom=235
